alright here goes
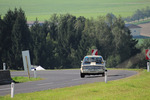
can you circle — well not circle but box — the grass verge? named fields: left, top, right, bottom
left=1, top=69, right=150, bottom=100
left=12, top=76, right=42, bottom=83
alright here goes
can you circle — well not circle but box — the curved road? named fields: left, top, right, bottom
left=0, top=69, right=137, bottom=96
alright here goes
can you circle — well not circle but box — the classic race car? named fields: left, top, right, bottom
left=80, top=55, right=106, bottom=78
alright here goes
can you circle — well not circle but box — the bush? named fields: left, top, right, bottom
left=106, top=55, right=121, bottom=68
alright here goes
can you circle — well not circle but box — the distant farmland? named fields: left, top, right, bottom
left=1, top=0, right=150, bottom=21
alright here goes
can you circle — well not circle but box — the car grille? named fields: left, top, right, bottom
left=83, top=66, right=103, bottom=69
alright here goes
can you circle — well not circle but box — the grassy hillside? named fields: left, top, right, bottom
left=1, top=0, right=150, bottom=21
left=1, top=69, right=150, bottom=100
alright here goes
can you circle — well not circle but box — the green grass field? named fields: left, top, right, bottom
left=0, top=69, right=150, bottom=100
left=1, top=0, right=150, bottom=21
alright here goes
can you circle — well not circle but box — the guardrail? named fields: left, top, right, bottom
left=0, top=70, right=12, bottom=85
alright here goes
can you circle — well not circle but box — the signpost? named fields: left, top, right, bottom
left=11, top=82, right=15, bottom=98
left=105, top=70, right=107, bottom=83
left=22, top=50, right=31, bottom=78
left=92, top=49, right=98, bottom=55
left=34, top=69, right=37, bottom=78
left=147, top=62, right=149, bottom=72
left=146, top=49, right=150, bottom=72
left=3, top=63, right=6, bottom=70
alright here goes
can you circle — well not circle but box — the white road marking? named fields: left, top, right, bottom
left=37, top=82, right=53, bottom=86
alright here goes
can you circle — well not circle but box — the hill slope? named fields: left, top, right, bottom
left=139, top=22, right=150, bottom=37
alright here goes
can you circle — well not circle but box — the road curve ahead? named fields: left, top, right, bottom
left=0, top=69, right=137, bottom=96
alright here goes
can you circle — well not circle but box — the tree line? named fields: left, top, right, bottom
left=124, top=6, right=150, bottom=22
left=0, top=8, right=141, bottom=70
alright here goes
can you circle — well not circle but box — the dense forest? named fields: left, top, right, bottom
left=0, top=8, right=149, bottom=70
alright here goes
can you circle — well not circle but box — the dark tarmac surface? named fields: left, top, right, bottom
left=0, top=69, right=137, bottom=96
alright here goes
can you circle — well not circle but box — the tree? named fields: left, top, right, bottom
left=95, top=16, right=113, bottom=59
left=111, top=16, right=139, bottom=63
left=145, top=6, right=150, bottom=18
left=30, top=18, right=55, bottom=69
left=11, top=8, right=31, bottom=69
left=49, top=14, right=59, bottom=41
left=30, top=19, right=43, bottom=65
left=76, top=18, right=95, bottom=61
left=0, top=8, right=31, bottom=69
left=1, top=9, right=17, bottom=68
left=1, top=8, right=141, bottom=69
left=130, top=39, right=150, bottom=69
left=105, top=13, right=116, bottom=27
left=77, top=32, right=92, bottom=60
left=124, top=6, right=150, bottom=22
left=0, top=16, right=4, bottom=68
left=56, top=14, right=77, bottom=68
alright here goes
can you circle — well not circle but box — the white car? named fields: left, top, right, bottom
left=80, top=55, right=106, bottom=78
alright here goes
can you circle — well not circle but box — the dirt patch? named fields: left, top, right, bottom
left=139, top=22, right=150, bottom=37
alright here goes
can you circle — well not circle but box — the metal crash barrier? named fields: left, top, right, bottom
left=0, top=70, right=12, bottom=85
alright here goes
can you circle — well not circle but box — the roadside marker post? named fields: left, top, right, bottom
left=3, top=63, right=6, bottom=70
left=147, top=62, right=150, bottom=72
left=105, top=70, right=107, bottom=83
left=34, top=69, right=37, bottom=78
left=11, top=82, right=15, bottom=98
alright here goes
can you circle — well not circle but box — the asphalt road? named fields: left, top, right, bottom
left=0, top=69, right=137, bottom=96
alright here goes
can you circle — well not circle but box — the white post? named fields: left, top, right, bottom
left=34, top=69, right=37, bottom=78
left=147, top=62, right=150, bottom=72
left=11, top=82, right=15, bottom=98
left=3, top=63, right=6, bottom=70
left=105, top=70, right=107, bottom=83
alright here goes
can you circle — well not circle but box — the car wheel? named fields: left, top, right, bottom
left=80, top=73, right=85, bottom=78
left=102, top=73, right=105, bottom=77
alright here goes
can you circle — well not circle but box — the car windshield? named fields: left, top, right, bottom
left=83, top=57, right=103, bottom=64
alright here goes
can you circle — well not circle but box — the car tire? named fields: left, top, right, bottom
left=80, top=73, right=85, bottom=78
left=102, top=73, right=105, bottom=77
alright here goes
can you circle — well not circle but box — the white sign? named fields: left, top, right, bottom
left=22, top=50, right=31, bottom=72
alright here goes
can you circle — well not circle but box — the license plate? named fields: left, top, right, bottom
left=90, top=69, right=95, bottom=72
